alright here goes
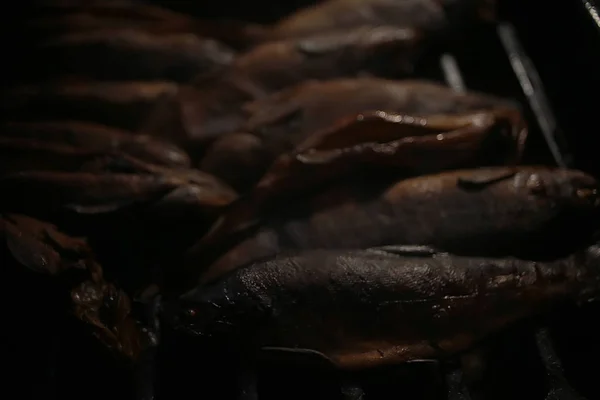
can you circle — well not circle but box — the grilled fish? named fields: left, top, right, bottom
left=271, top=0, right=496, bottom=39
left=199, top=78, right=519, bottom=189
left=190, top=166, right=600, bottom=285
left=167, top=243, right=600, bottom=370
left=0, top=153, right=237, bottom=223
left=0, top=121, right=190, bottom=168
left=0, top=81, right=179, bottom=131
left=140, top=27, right=423, bottom=153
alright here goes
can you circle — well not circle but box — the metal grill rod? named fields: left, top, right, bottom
left=535, top=329, right=587, bottom=400
left=582, top=0, right=600, bottom=33
left=440, top=54, right=467, bottom=93
left=497, top=23, right=573, bottom=168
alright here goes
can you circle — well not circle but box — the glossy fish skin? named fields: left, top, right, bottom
left=0, top=121, right=190, bottom=167
left=167, top=245, right=600, bottom=370
left=31, top=29, right=234, bottom=82
left=270, top=0, right=496, bottom=40
left=207, top=109, right=526, bottom=195
left=0, top=81, right=179, bottom=131
left=195, top=167, right=600, bottom=285
left=242, top=78, right=516, bottom=142
left=140, top=27, right=422, bottom=153
left=199, top=78, right=519, bottom=188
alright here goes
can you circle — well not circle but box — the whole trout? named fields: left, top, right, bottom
left=199, top=79, right=520, bottom=190
left=0, top=81, right=179, bottom=131
left=0, top=121, right=190, bottom=168
left=30, top=29, right=234, bottom=82
left=167, top=244, right=600, bottom=370
left=140, top=27, right=423, bottom=153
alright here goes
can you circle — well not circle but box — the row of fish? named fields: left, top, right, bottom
left=2, top=1, right=599, bottom=400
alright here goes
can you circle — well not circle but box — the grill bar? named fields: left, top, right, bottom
left=436, top=19, right=591, bottom=400
left=440, top=54, right=467, bottom=93
left=496, top=23, right=573, bottom=168
left=582, top=0, right=600, bottom=32
left=535, top=329, right=587, bottom=400
left=446, top=369, right=472, bottom=400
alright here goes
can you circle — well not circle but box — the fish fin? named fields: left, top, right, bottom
left=456, top=169, right=517, bottom=190
left=260, top=347, right=337, bottom=369
left=367, top=245, right=438, bottom=257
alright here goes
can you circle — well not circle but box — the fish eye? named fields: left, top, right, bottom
left=182, top=308, right=197, bottom=319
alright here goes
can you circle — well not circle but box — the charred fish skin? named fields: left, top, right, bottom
left=166, top=246, right=600, bottom=371
left=198, top=166, right=600, bottom=285
left=273, top=166, right=600, bottom=254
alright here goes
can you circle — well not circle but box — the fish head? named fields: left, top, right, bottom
left=516, top=168, right=600, bottom=211
left=161, top=285, right=244, bottom=342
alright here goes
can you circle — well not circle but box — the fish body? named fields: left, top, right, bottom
left=169, top=245, right=600, bottom=370
left=31, top=29, right=234, bottom=82
left=200, top=78, right=518, bottom=189
left=0, top=81, right=179, bottom=131
left=272, top=0, right=447, bottom=39
left=0, top=121, right=190, bottom=168
left=140, top=27, right=423, bottom=153
left=232, top=26, right=422, bottom=93
left=196, top=167, right=600, bottom=284
left=0, top=153, right=237, bottom=221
